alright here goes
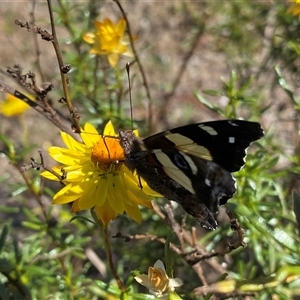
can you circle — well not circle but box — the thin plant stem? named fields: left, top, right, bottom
left=102, top=225, right=125, bottom=291
left=115, top=66, right=123, bottom=117
left=0, top=82, right=76, bottom=138
left=30, top=0, right=45, bottom=82
left=46, top=0, right=81, bottom=133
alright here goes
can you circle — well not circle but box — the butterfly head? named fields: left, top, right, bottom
left=119, top=130, right=147, bottom=156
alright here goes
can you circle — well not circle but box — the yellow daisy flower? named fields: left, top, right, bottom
left=83, top=18, right=137, bottom=67
left=0, top=94, right=30, bottom=116
left=135, top=260, right=183, bottom=299
left=287, top=0, right=300, bottom=18
left=41, top=121, right=158, bottom=226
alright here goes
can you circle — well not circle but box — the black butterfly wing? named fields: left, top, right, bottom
left=143, top=120, right=264, bottom=172
left=119, top=120, right=264, bottom=229
left=148, top=148, right=236, bottom=216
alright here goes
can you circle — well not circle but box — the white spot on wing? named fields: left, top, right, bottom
left=205, top=178, right=211, bottom=187
left=198, top=124, right=218, bottom=135
left=229, top=137, right=235, bottom=143
left=228, top=121, right=239, bottom=127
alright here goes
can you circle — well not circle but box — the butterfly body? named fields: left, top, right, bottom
left=119, top=120, right=264, bottom=229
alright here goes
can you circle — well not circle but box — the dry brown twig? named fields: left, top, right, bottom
left=0, top=78, right=76, bottom=138
left=21, top=150, right=67, bottom=183
left=12, top=0, right=82, bottom=134
left=113, top=200, right=248, bottom=288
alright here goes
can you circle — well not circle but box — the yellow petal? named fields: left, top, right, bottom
left=103, top=120, right=117, bottom=136
left=52, top=184, right=81, bottom=204
left=122, top=169, right=155, bottom=206
left=84, top=123, right=99, bottom=135
left=55, top=164, right=91, bottom=182
left=138, top=176, right=162, bottom=197
left=126, top=189, right=153, bottom=209
left=107, top=175, right=125, bottom=214
left=81, top=123, right=101, bottom=147
left=107, top=53, right=119, bottom=67
left=76, top=176, right=98, bottom=209
left=41, top=170, right=60, bottom=181
left=94, top=177, right=109, bottom=207
left=83, top=32, right=96, bottom=44
left=99, top=36, right=121, bottom=52
left=94, top=19, right=104, bottom=32
left=123, top=200, right=142, bottom=223
left=116, top=18, right=126, bottom=36
left=48, top=147, right=87, bottom=165
left=133, top=129, right=139, bottom=137
left=0, top=94, right=30, bottom=116
left=60, top=131, right=87, bottom=152
left=95, top=200, right=118, bottom=225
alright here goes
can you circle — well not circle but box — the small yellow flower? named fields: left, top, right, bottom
left=0, top=94, right=30, bottom=116
left=135, top=260, right=183, bottom=299
left=41, top=121, right=158, bottom=226
left=287, top=0, right=300, bottom=18
left=83, top=18, right=137, bottom=67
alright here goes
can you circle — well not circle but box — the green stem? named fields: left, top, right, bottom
left=115, top=66, right=123, bottom=118
left=102, top=225, right=125, bottom=291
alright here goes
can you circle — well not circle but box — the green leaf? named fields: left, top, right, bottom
left=13, top=239, right=22, bottom=264
left=26, top=265, right=55, bottom=276
left=202, top=89, right=223, bottom=96
left=0, top=258, right=15, bottom=273
left=193, top=92, right=224, bottom=115
left=293, top=191, right=300, bottom=236
left=275, top=66, right=300, bottom=107
left=0, top=132, right=15, bottom=160
left=169, top=292, right=183, bottom=300
left=164, top=239, right=172, bottom=277
left=0, top=281, right=9, bottom=300
left=22, top=207, right=42, bottom=223
left=0, top=205, right=19, bottom=214
left=10, top=186, right=28, bottom=197
left=128, top=293, right=156, bottom=299
left=0, top=225, right=8, bottom=253
left=21, top=221, right=43, bottom=231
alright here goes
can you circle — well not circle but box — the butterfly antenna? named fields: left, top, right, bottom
left=126, top=62, right=133, bottom=131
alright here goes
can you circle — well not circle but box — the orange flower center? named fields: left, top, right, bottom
left=91, top=136, right=125, bottom=172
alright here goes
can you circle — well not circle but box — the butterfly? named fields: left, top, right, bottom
left=119, top=120, right=264, bottom=230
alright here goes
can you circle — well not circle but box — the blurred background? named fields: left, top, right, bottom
left=0, top=1, right=300, bottom=299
